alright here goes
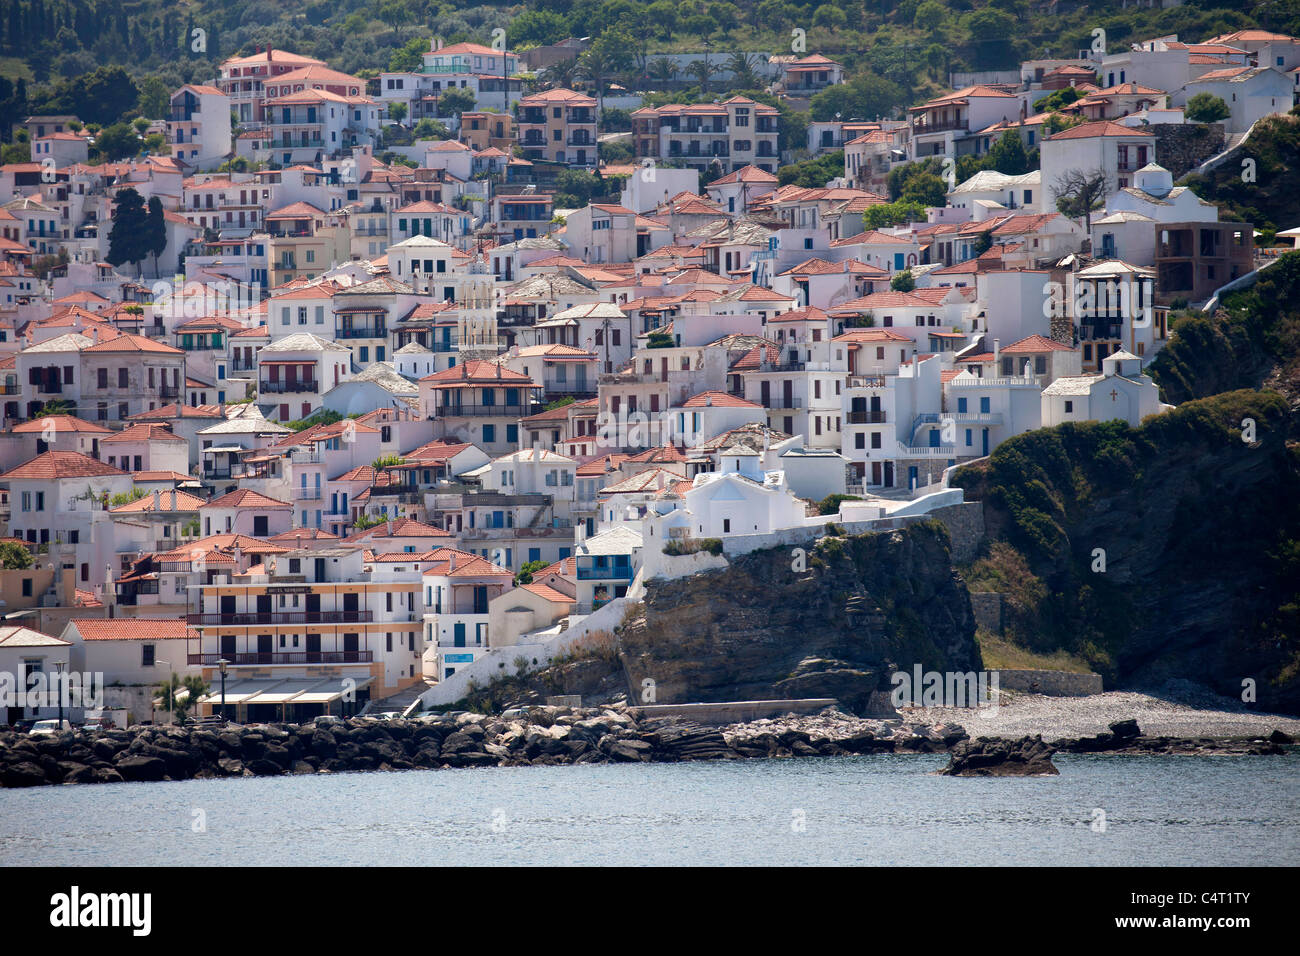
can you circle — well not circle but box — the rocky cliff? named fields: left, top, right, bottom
left=616, top=522, right=980, bottom=714
left=952, top=388, right=1300, bottom=714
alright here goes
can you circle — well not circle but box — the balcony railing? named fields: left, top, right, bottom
left=188, top=650, right=374, bottom=666
left=335, top=326, right=387, bottom=339
left=764, top=397, right=804, bottom=409
left=437, top=403, right=532, bottom=417
left=259, top=380, right=318, bottom=393
left=847, top=410, right=887, bottom=424
left=187, top=610, right=375, bottom=626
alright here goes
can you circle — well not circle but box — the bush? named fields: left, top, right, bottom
left=818, top=494, right=862, bottom=515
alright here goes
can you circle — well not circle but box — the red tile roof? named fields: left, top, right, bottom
left=0, top=451, right=126, bottom=480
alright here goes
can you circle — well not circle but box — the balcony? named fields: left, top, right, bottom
left=335, top=326, right=387, bottom=339
left=187, top=610, right=375, bottom=626
left=764, top=397, right=804, bottom=409
left=260, top=380, right=319, bottom=393
left=293, top=488, right=323, bottom=500
left=847, top=410, right=887, bottom=424
left=187, top=650, right=374, bottom=666
left=159, top=385, right=180, bottom=399
left=437, top=403, right=531, bottom=417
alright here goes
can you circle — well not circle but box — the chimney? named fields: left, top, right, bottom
left=448, top=551, right=455, bottom=572
left=152, top=489, right=161, bottom=511
left=993, top=338, right=1000, bottom=369
left=232, top=543, right=244, bottom=572
left=170, top=488, right=177, bottom=511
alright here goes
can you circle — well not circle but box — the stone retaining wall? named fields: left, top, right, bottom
left=996, top=669, right=1104, bottom=696
left=969, top=592, right=1003, bottom=634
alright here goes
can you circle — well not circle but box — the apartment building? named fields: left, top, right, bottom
left=518, top=88, right=599, bottom=167
left=633, top=97, right=780, bottom=174
left=167, top=85, right=233, bottom=171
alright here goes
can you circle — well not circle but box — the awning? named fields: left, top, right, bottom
left=292, top=676, right=373, bottom=704
left=200, top=676, right=373, bottom=707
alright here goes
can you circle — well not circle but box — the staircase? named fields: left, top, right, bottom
left=365, top=678, right=435, bottom=717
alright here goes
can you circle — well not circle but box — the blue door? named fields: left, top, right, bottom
left=929, top=428, right=939, bottom=447
left=453, top=623, right=466, bottom=647
left=982, top=428, right=990, bottom=455
left=908, top=466, right=919, bottom=489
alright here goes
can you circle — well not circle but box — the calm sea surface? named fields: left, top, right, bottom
left=2, top=754, right=1296, bottom=866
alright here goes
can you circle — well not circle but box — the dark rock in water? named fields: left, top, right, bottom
left=217, top=757, right=245, bottom=776
left=115, top=755, right=167, bottom=782
left=245, top=758, right=284, bottom=776
left=941, top=736, right=1059, bottom=776
left=1267, top=729, right=1293, bottom=745
left=1, top=761, right=50, bottom=787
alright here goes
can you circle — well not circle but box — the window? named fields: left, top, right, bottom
left=97, top=368, right=108, bottom=389
left=1064, top=400, right=1073, bottom=413
left=855, top=433, right=865, bottom=449
left=483, top=424, right=496, bottom=443
left=141, top=644, right=155, bottom=667
left=871, top=432, right=881, bottom=449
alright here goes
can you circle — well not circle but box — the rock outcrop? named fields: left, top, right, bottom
left=941, top=736, right=1060, bottom=776
left=618, top=523, right=979, bottom=714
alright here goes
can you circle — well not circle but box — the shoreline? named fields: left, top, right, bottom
left=2, top=687, right=1296, bottom=788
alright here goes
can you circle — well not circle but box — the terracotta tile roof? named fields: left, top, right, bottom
left=344, top=517, right=452, bottom=541
left=521, top=582, right=575, bottom=604
left=101, top=423, right=186, bottom=443
left=680, top=389, right=761, bottom=408
left=1002, top=334, right=1074, bottom=353
left=10, top=414, right=111, bottom=434
left=201, top=488, right=293, bottom=509
left=0, top=451, right=126, bottom=480
left=83, top=333, right=185, bottom=355
left=420, top=359, right=535, bottom=386
left=111, top=490, right=205, bottom=513
left=72, top=618, right=195, bottom=641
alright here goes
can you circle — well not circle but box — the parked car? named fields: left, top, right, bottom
left=82, top=715, right=116, bottom=731
left=313, top=714, right=345, bottom=728
left=28, top=719, right=73, bottom=736
left=13, top=718, right=38, bottom=734
left=501, top=706, right=537, bottom=719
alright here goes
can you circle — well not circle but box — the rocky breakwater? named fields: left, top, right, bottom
left=0, top=707, right=977, bottom=788
left=2, top=713, right=1290, bottom=788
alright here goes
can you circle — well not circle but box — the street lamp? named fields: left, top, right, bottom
left=217, top=658, right=230, bottom=722
left=54, top=660, right=66, bottom=731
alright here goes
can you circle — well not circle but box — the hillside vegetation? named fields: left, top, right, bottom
left=1, top=0, right=1295, bottom=141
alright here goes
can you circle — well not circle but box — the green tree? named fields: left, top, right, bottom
left=136, top=75, right=170, bottom=120
left=0, top=541, right=32, bottom=570
left=92, top=122, right=140, bottom=162
left=388, top=102, right=408, bottom=125
left=389, top=36, right=430, bottom=73
left=810, top=74, right=907, bottom=122
left=157, top=674, right=210, bottom=724
left=515, top=559, right=551, bottom=585
left=987, top=129, right=1031, bottom=175
left=439, top=87, right=476, bottom=116
left=145, top=196, right=167, bottom=275
left=891, top=269, right=915, bottom=292
left=106, top=187, right=150, bottom=275
left=1185, top=92, right=1230, bottom=124
left=914, top=0, right=947, bottom=32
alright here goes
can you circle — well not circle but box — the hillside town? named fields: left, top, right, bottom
left=0, top=25, right=1295, bottom=727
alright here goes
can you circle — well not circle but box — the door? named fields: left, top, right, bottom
left=343, top=592, right=359, bottom=621
left=760, top=380, right=771, bottom=406
left=884, top=462, right=894, bottom=488
left=257, top=634, right=273, bottom=663
left=782, top=380, right=793, bottom=408
left=982, top=428, right=990, bottom=456
left=256, top=594, right=272, bottom=621
left=220, top=595, right=236, bottom=618
left=908, top=466, right=919, bottom=489
left=306, top=633, right=321, bottom=662
left=453, top=622, right=466, bottom=647
left=343, top=633, right=359, bottom=662
left=306, top=593, right=321, bottom=622
left=220, top=634, right=237, bottom=661
left=871, top=462, right=882, bottom=485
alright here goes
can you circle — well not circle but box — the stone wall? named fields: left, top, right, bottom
left=1154, top=123, right=1225, bottom=180
left=996, top=669, right=1104, bottom=696
left=926, top=501, right=985, bottom=563
left=969, top=592, right=1003, bottom=635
